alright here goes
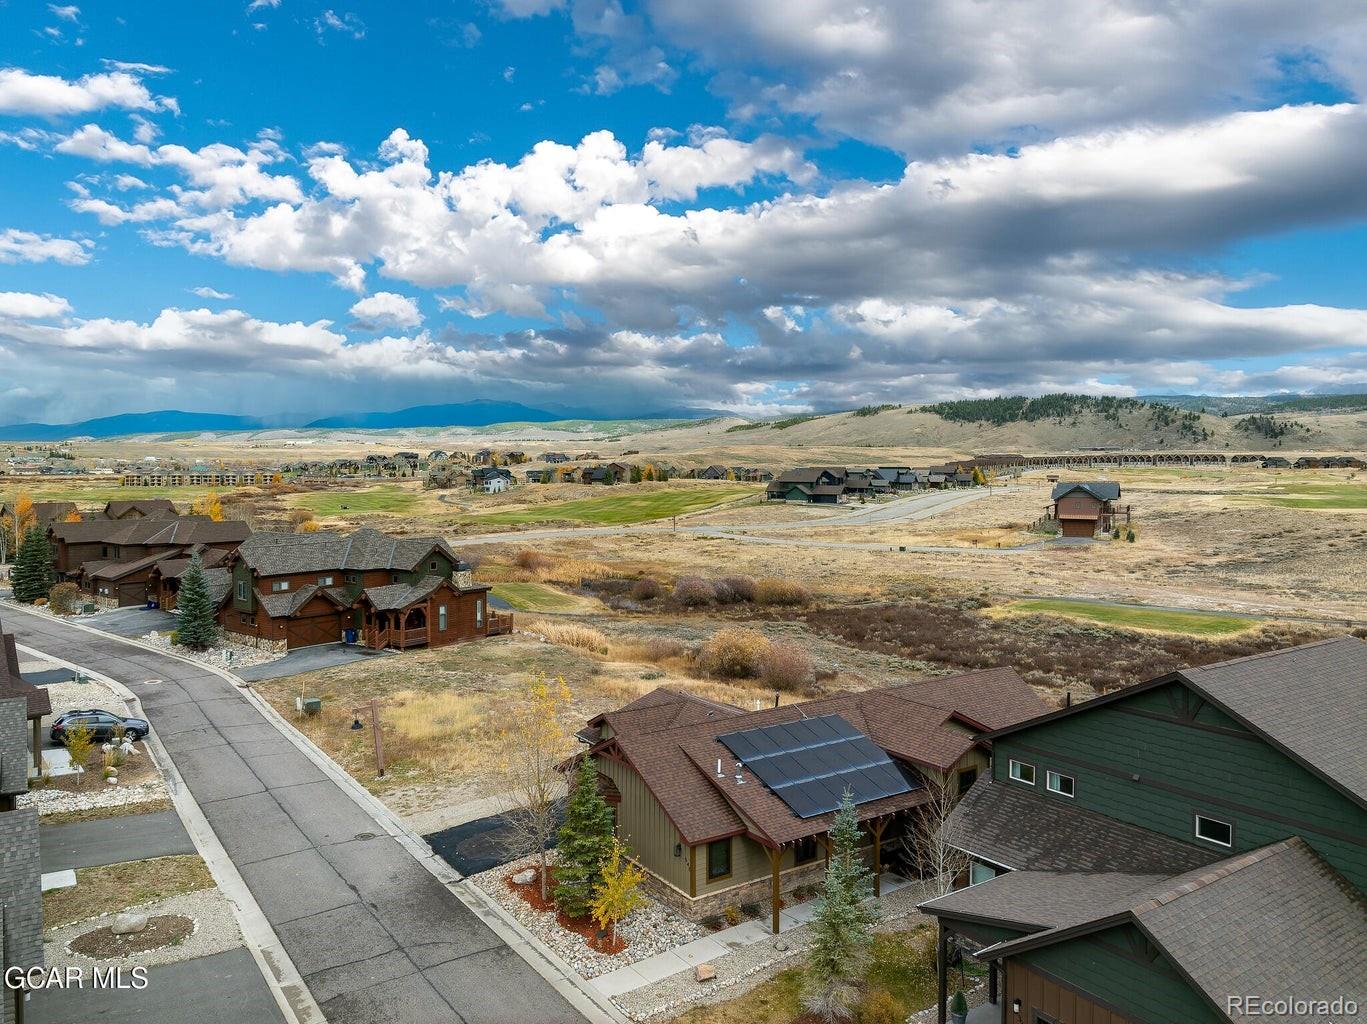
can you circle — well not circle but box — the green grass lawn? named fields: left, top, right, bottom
left=3, top=483, right=222, bottom=505
left=293, top=486, right=418, bottom=517
left=464, top=486, right=757, bottom=526
left=491, top=583, right=592, bottom=613
left=1006, top=599, right=1258, bottom=636
left=1242, top=483, right=1367, bottom=510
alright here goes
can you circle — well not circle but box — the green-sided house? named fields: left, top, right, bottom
left=920, top=637, right=1367, bottom=1024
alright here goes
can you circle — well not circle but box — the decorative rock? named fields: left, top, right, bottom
left=512, top=869, right=537, bottom=885
left=773, top=940, right=789, bottom=952
left=111, top=912, right=148, bottom=935
left=694, top=963, right=715, bottom=982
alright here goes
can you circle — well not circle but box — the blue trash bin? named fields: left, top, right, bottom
left=344, top=628, right=358, bottom=645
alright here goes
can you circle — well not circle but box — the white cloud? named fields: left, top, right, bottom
left=0, top=292, right=72, bottom=319
left=247, top=0, right=281, bottom=11
left=48, top=5, right=80, bottom=22
left=190, top=286, right=233, bottom=300
left=0, top=68, right=173, bottom=117
left=315, top=10, right=365, bottom=39
left=349, top=292, right=423, bottom=329
left=0, top=228, right=93, bottom=265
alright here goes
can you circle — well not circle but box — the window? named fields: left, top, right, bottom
left=429, top=559, right=439, bottom=571
left=1046, top=770, right=1075, bottom=798
left=795, top=837, right=819, bottom=864
left=392, top=574, right=400, bottom=583
left=345, top=574, right=358, bottom=584
left=475, top=598, right=484, bottom=627
left=1008, top=759, right=1035, bottom=785
left=1195, top=814, right=1233, bottom=848
left=438, top=605, right=447, bottom=631
left=957, top=767, right=978, bottom=796
left=271, top=580, right=290, bottom=592
left=318, top=575, right=334, bottom=586
left=970, top=861, right=999, bottom=886
left=236, top=581, right=247, bottom=601
left=707, top=838, right=731, bottom=880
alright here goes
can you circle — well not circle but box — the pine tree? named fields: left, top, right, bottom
left=804, top=792, right=880, bottom=1023
left=11, top=525, right=54, bottom=603
left=554, top=753, right=616, bottom=918
left=174, top=554, right=219, bottom=651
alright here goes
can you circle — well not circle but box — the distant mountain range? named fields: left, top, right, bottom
left=0, top=401, right=709, bottom=440
left=1138, top=393, right=1367, bottom=414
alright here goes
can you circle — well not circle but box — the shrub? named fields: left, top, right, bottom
left=515, top=549, right=553, bottom=572
left=740, top=902, right=762, bottom=920
left=287, top=508, right=315, bottom=526
left=525, top=619, right=610, bottom=654
left=48, top=582, right=81, bottom=616
left=630, top=577, right=662, bottom=600
left=858, top=989, right=900, bottom=1024
left=761, top=641, right=815, bottom=691
left=673, top=575, right=716, bottom=607
left=1126, top=528, right=1137, bottom=543
left=753, top=577, right=811, bottom=606
left=698, top=627, right=771, bottom=678
left=722, top=904, right=741, bottom=927
left=713, top=575, right=756, bottom=603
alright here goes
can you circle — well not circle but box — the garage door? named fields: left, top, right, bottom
left=286, top=614, right=340, bottom=649
left=1061, top=519, right=1095, bottom=538
left=117, top=582, right=147, bottom=606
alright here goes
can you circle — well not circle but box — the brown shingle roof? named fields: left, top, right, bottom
left=234, top=526, right=463, bottom=577
left=50, top=515, right=248, bottom=548
left=0, top=617, right=52, bottom=719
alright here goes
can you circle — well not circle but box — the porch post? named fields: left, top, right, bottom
left=31, top=719, right=41, bottom=769
left=989, top=959, right=998, bottom=1006
left=871, top=816, right=888, bottom=897
left=767, top=845, right=783, bottom=934
left=936, top=920, right=948, bottom=1024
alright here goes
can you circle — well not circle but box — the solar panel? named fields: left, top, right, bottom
left=717, top=713, right=918, bottom=819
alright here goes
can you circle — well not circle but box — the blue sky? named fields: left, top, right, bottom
left=2, top=0, right=1366, bottom=423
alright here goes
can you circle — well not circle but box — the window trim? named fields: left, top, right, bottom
left=318, top=575, right=334, bottom=586
left=236, top=580, right=248, bottom=601
left=706, top=838, right=732, bottom=881
left=1008, top=759, right=1036, bottom=786
left=438, top=604, right=448, bottom=631
left=1194, top=813, right=1234, bottom=848
left=271, top=580, right=290, bottom=592
left=1045, top=770, right=1075, bottom=798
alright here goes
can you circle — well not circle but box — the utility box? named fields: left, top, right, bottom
left=295, top=697, right=323, bottom=716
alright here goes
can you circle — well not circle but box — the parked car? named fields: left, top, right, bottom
left=50, top=709, right=150, bottom=744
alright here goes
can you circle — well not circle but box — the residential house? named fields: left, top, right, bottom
left=101, top=498, right=177, bottom=520
left=1049, top=481, right=1122, bottom=537
left=220, top=526, right=499, bottom=651
left=697, top=465, right=729, bottom=480
left=471, top=466, right=514, bottom=492
left=573, top=670, right=1048, bottom=931
left=581, top=465, right=625, bottom=485
left=523, top=469, right=554, bottom=484
left=0, top=641, right=43, bottom=1021
left=48, top=516, right=250, bottom=606
left=146, top=546, right=235, bottom=610
left=543, top=452, right=571, bottom=464
left=1261, top=456, right=1291, bottom=469
left=765, top=467, right=849, bottom=503
left=0, top=615, right=52, bottom=770
left=919, top=637, right=1367, bottom=1024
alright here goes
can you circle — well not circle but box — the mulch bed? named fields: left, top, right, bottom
left=69, top=915, right=194, bottom=959
left=505, top=866, right=628, bottom=956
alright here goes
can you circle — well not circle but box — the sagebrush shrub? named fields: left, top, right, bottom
left=698, top=627, right=771, bottom=678
left=673, top=576, right=716, bottom=607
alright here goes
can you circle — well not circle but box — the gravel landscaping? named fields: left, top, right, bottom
left=470, top=854, right=706, bottom=979
left=137, top=629, right=281, bottom=669
left=21, top=779, right=168, bottom=817
left=45, top=888, right=244, bottom=971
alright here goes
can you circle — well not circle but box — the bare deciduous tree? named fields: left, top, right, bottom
left=902, top=780, right=970, bottom=897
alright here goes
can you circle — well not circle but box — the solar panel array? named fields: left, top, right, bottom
left=717, top=713, right=917, bottom=819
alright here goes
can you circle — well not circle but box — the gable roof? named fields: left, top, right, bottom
left=50, top=515, right=248, bottom=548
left=587, top=669, right=1048, bottom=846
left=1050, top=481, right=1120, bottom=502
left=102, top=498, right=177, bottom=519
left=980, top=636, right=1367, bottom=810
left=256, top=582, right=352, bottom=618
left=233, top=526, right=462, bottom=577
left=360, top=575, right=451, bottom=611
left=0, top=616, right=52, bottom=719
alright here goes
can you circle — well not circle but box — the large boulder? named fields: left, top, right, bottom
left=512, top=868, right=537, bottom=885
left=110, top=912, right=148, bottom=935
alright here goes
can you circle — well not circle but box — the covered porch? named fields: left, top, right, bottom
left=363, top=605, right=431, bottom=650
left=933, top=919, right=1003, bottom=1024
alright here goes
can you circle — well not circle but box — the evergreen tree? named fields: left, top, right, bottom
left=554, top=754, right=616, bottom=918
left=11, top=525, right=54, bottom=604
left=804, top=791, right=880, bottom=1023
left=174, top=554, right=219, bottom=651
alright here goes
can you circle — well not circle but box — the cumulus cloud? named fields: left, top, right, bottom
left=349, top=291, right=423, bottom=329
left=0, top=228, right=93, bottom=265
left=190, top=286, right=232, bottom=299
left=315, top=10, right=365, bottom=39
left=0, top=67, right=173, bottom=117
left=0, top=292, right=72, bottom=319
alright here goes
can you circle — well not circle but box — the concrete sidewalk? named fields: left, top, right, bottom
left=40, top=808, right=195, bottom=872
left=7, top=609, right=596, bottom=1024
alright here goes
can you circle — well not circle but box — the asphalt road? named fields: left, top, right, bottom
left=231, top=641, right=391, bottom=682
left=27, top=947, right=285, bottom=1024
left=9, top=610, right=587, bottom=1024
left=40, top=808, right=195, bottom=872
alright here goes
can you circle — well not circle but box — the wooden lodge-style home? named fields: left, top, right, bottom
left=765, top=466, right=849, bottom=503
left=219, top=526, right=503, bottom=651
left=573, top=669, right=1048, bottom=932
left=1049, top=481, right=1124, bottom=537
left=920, top=637, right=1367, bottom=1024
left=0, top=612, right=52, bottom=769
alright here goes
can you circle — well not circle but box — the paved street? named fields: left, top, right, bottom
left=40, top=808, right=194, bottom=872
left=27, top=947, right=286, bottom=1024
left=9, top=610, right=587, bottom=1024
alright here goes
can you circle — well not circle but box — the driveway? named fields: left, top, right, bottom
left=233, top=642, right=392, bottom=682
left=426, top=802, right=565, bottom=877
left=28, top=947, right=285, bottom=1024
left=6, top=609, right=589, bottom=1024
left=82, top=605, right=179, bottom=638
left=40, top=808, right=195, bottom=872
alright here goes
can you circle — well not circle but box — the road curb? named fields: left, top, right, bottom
left=13, top=628, right=323, bottom=1024
left=12, top=603, right=623, bottom=1024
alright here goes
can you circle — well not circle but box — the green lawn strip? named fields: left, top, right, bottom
left=491, top=583, right=587, bottom=612
left=466, top=487, right=757, bottom=526
left=293, top=486, right=418, bottom=517
left=1008, top=599, right=1257, bottom=636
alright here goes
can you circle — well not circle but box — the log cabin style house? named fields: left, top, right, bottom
left=219, top=526, right=502, bottom=651
left=920, top=637, right=1367, bottom=1024
left=1049, top=481, right=1123, bottom=537
left=572, top=670, right=1049, bottom=932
